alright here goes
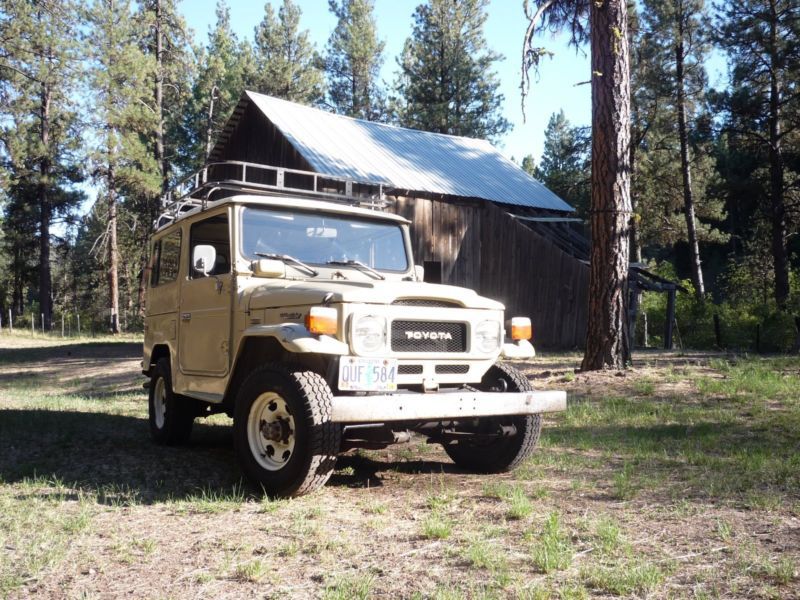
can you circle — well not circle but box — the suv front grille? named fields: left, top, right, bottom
left=392, top=299, right=461, bottom=308
left=391, top=321, right=467, bottom=353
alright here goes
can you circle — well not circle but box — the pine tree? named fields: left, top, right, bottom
left=396, top=0, right=509, bottom=141
left=536, top=110, right=591, bottom=216
left=86, top=0, right=160, bottom=333
left=324, top=0, right=386, bottom=120
left=136, top=0, right=194, bottom=312
left=250, top=0, right=324, bottom=104
left=186, top=1, right=254, bottom=164
left=716, top=0, right=800, bottom=308
left=524, top=0, right=632, bottom=369
left=0, top=0, right=85, bottom=329
left=639, top=0, right=712, bottom=299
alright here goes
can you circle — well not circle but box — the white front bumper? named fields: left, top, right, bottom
left=330, top=390, right=566, bottom=423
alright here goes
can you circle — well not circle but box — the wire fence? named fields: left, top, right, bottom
left=0, top=308, right=143, bottom=338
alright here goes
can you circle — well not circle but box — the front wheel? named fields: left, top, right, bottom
left=443, top=363, right=542, bottom=473
left=233, top=364, right=340, bottom=497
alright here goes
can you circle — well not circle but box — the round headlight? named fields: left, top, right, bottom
left=352, top=315, right=386, bottom=354
left=475, top=320, right=502, bottom=353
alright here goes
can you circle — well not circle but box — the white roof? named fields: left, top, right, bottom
left=216, top=92, right=575, bottom=213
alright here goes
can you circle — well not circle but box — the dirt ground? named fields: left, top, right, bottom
left=0, top=336, right=798, bottom=599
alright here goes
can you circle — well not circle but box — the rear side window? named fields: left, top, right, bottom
left=150, top=231, right=182, bottom=286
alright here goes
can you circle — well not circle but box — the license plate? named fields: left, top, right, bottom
left=338, top=357, right=398, bottom=392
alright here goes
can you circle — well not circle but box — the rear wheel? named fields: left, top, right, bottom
left=233, top=364, right=340, bottom=497
left=443, top=363, right=542, bottom=473
left=148, top=358, right=194, bottom=445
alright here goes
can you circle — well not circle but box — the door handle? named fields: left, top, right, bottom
left=181, top=313, right=191, bottom=321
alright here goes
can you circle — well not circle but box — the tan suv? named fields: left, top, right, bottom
left=143, top=162, right=566, bottom=497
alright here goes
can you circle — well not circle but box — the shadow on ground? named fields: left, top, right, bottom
left=0, top=408, right=465, bottom=502
left=0, top=342, right=141, bottom=365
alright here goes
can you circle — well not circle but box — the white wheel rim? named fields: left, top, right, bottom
left=248, top=392, right=296, bottom=472
left=153, top=377, right=167, bottom=429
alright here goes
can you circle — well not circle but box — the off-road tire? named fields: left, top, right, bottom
left=148, top=357, right=195, bottom=445
left=233, top=364, right=340, bottom=497
left=443, top=362, right=542, bottom=473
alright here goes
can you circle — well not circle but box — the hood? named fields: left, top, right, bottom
left=247, top=279, right=504, bottom=311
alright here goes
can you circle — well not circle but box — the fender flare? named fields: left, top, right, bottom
left=238, top=323, right=350, bottom=355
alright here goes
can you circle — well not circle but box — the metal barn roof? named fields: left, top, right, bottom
left=211, top=91, right=574, bottom=212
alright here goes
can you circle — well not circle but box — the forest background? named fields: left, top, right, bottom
left=1, top=0, right=798, bottom=351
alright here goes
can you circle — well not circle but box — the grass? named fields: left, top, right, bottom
left=421, top=511, right=453, bottom=539
left=581, top=560, right=665, bottom=595
left=323, top=574, right=375, bottom=600
left=1, top=338, right=799, bottom=598
left=529, top=512, right=573, bottom=573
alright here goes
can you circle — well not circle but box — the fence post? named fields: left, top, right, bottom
left=664, top=288, right=676, bottom=350
left=41, top=313, right=44, bottom=335
left=8, top=309, right=12, bottom=331
left=31, top=313, right=34, bottom=337
left=713, top=314, right=722, bottom=348
left=77, top=314, right=81, bottom=337
left=61, top=314, right=65, bottom=338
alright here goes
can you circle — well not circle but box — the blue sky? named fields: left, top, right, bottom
left=178, top=0, right=594, bottom=165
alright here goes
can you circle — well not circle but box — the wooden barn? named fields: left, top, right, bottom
left=208, top=91, right=590, bottom=348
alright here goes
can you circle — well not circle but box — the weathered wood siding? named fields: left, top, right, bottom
left=217, top=103, right=312, bottom=171
left=390, top=196, right=588, bottom=348
left=478, top=202, right=588, bottom=348
left=391, top=196, right=482, bottom=289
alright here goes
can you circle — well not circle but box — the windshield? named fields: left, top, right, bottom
left=241, top=207, right=409, bottom=272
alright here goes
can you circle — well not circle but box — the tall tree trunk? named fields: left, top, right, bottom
left=768, top=0, right=789, bottom=308
left=675, top=10, right=705, bottom=300
left=38, top=82, right=53, bottom=331
left=138, top=0, right=166, bottom=317
left=205, top=85, right=219, bottom=161
left=582, top=0, right=633, bottom=371
left=108, top=167, right=120, bottom=334
left=629, top=140, right=642, bottom=263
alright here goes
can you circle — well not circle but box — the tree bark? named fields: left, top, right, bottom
left=675, top=7, right=705, bottom=300
left=629, top=140, right=642, bottom=263
left=138, top=0, right=166, bottom=317
left=768, top=0, right=789, bottom=308
left=108, top=166, right=120, bottom=334
left=581, top=0, right=632, bottom=371
left=38, top=82, right=53, bottom=331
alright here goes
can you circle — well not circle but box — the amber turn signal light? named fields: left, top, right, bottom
left=510, top=317, right=532, bottom=340
left=306, top=306, right=338, bottom=335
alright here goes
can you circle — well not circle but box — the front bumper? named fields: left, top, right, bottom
left=330, top=389, right=566, bottom=423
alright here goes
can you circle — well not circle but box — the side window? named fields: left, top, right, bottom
left=189, top=214, right=230, bottom=279
left=150, top=230, right=182, bottom=286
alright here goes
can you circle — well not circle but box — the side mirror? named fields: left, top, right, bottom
left=192, top=244, right=216, bottom=277
left=252, top=258, right=286, bottom=278
left=414, top=265, right=425, bottom=282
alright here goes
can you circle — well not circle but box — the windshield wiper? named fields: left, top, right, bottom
left=325, top=259, right=385, bottom=280
left=254, top=252, right=319, bottom=277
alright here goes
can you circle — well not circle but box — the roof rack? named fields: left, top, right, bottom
left=155, top=161, right=391, bottom=230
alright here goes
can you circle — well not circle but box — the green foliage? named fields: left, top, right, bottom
left=183, top=1, right=255, bottom=166
left=0, top=0, right=86, bottom=324
left=250, top=0, right=324, bottom=105
left=639, top=261, right=800, bottom=351
left=324, top=0, right=386, bottom=121
left=395, top=0, right=509, bottom=141
left=534, top=110, right=590, bottom=216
